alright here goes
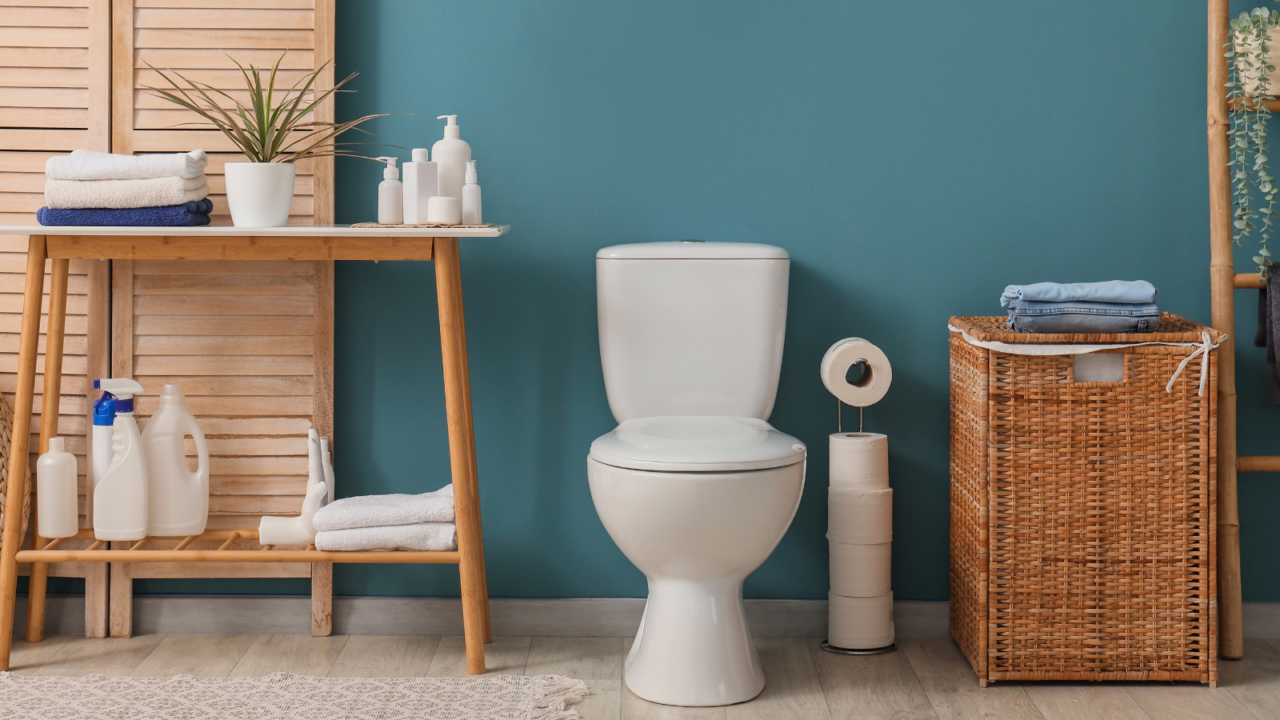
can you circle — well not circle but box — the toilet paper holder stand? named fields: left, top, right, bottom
left=824, top=364, right=897, bottom=657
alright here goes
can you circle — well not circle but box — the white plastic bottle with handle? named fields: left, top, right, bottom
left=142, top=383, right=210, bottom=536
left=92, top=378, right=148, bottom=541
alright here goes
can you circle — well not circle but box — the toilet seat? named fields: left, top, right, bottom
left=589, top=416, right=806, bottom=472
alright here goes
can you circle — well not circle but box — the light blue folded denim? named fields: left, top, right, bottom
left=1006, top=300, right=1161, bottom=334
left=1000, top=280, right=1158, bottom=309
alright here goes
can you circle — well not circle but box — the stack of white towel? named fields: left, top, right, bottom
left=312, top=485, right=457, bottom=552
left=39, top=149, right=212, bottom=226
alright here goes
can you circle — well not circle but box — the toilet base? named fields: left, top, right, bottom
left=624, top=577, right=765, bottom=707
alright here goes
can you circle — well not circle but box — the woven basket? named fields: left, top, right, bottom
left=0, top=393, right=19, bottom=549
left=949, top=313, right=1218, bottom=685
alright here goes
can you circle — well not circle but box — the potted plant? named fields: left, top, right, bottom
left=147, top=54, right=385, bottom=227
left=1228, top=8, right=1280, bottom=270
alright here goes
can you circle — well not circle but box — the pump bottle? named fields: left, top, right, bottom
left=92, top=378, right=148, bottom=541
left=462, top=160, right=482, bottom=225
left=431, top=115, right=471, bottom=202
left=402, top=148, right=438, bottom=224
left=377, top=157, right=403, bottom=224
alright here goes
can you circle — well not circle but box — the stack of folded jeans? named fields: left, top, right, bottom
left=37, top=149, right=212, bottom=226
left=1001, top=280, right=1160, bottom=334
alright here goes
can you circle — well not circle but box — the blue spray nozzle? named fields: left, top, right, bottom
left=92, top=392, right=117, bottom=427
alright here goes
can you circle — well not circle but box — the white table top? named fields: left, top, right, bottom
left=0, top=224, right=509, bottom=238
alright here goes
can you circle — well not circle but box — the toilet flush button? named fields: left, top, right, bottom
left=793, top=444, right=806, bottom=453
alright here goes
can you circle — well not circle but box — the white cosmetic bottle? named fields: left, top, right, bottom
left=92, top=378, right=148, bottom=541
left=402, top=148, right=438, bottom=224
left=37, top=437, right=79, bottom=539
left=462, top=160, right=482, bottom=225
left=432, top=115, right=471, bottom=202
left=377, top=156, right=403, bottom=224
left=142, top=383, right=210, bottom=536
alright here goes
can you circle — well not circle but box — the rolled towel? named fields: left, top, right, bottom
left=46, top=149, right=208, bottom=180
left=37, top=199, right=213, bottom=227
left=313, top=484, right=453, bottom=532
left=45, top=176, right=209, bottom=210
left=314, top=522, right=457, bottom=552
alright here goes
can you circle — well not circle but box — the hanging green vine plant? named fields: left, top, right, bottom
left=1227, top=8, right=1280, bottom=272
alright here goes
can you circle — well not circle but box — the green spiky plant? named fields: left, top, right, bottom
left=145, top=52, right=386, bottom=164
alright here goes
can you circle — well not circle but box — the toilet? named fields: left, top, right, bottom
left=587, top=241, right=807, bottom=707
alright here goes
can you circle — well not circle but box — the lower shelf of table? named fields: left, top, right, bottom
left=15, top=528, right=460, bottom=564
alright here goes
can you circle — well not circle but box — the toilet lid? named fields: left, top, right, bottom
left=589, top=416, right=807, bottom=472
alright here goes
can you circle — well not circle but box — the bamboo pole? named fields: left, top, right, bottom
left=1209, top=0, right=1244, bottom=660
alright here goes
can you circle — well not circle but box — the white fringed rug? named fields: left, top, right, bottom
left=0, top=672, right=588, bottom=720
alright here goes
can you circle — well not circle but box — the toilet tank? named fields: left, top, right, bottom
left=596, top=241, right=790, bottom=423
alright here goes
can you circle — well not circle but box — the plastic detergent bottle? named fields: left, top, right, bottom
left=92, top=378, right=148, bottom=541
left=142, top=384, right=209, bottom=536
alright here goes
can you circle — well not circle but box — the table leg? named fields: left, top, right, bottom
left=25, top=257, right=69, bottom=643
left=0, top=236, right=48, bottom=670
left=435, top=237, right=489, bottom=674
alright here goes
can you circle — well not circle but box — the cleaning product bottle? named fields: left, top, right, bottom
left=91, top=390, right=118, bottom=493
left=320, top=436, right=336, bottom=505
left=142, top=384, right=209, bottom=536
left=92, top=378, right=148, bottom=541
left=377, top=156, right=403, bottom=224
left=431, top=115, right=471, bottom=202
left=402, top=148, right=438, bottom=224
left=259, top=429, right=327, bottom=546
left=36, top=437, right=78, bottom=539
left=462, top=160, right=482, bottom=225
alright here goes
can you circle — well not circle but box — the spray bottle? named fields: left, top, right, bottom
left=92, top=378, right=148, bottom=541
left=377, top=156, right=403, bottom=224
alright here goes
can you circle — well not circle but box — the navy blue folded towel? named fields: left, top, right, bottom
left=37, top=199, right=213, bottom=227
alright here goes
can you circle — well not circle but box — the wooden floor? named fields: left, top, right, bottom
left=6, top=634, right=1280, bottom=719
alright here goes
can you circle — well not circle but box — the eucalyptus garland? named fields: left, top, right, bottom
left=1227, top=8, right=1280, bottom=271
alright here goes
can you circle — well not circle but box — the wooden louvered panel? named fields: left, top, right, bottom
left=113, top=0, right=333, bottom=226
left=0, top=0, right=108, bottom=147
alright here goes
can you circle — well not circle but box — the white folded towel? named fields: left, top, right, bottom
left=45, top=176, right=209, bottom=210
left=314, top=522, right=457, bottom=552
left=313, top=484, right=454, bottom=532
left=46, top=149, right=208, bottom=181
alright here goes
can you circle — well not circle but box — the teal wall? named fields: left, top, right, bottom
left=127, top=0, right=1280, bottom=600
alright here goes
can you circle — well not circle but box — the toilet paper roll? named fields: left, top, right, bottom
left=820, top=338, right=892, bottom=407
left=828, top=591, right=895, bottom=650
left=827, top=488, right=892, bottom=544
left=829, top=432, right=889, bottom=491
left=830, top=541, right=892, bottom=597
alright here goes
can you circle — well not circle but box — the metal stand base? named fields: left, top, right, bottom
left=820, top=641, right=897, bottom=656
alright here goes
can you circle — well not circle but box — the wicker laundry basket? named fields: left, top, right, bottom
left=949, top=314, right=1219, bottom=686
left=0, top=393, right=18, bottom=551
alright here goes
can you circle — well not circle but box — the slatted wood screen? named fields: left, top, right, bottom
left=107, top=0, right=335, bottom=628
left=0, top=0, right=112, bottom=635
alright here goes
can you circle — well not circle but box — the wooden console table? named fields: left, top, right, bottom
left=0, top=225, right=507, bottom=675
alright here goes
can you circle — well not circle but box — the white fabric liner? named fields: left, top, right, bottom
left=947, top=325, right=1224, bottom=397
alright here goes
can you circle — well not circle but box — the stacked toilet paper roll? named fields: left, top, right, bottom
left=826, top=431, right=894, bottom=650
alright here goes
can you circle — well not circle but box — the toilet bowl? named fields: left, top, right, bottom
left=589, top=417, right=805, bottom=706
left=590, top=242, right=804, bottom=706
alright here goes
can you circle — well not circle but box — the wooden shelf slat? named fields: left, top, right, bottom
left=16, top=548, right=460, bottom=564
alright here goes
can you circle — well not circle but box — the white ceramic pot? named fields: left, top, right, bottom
left=224, top=162, right=296, bottom=227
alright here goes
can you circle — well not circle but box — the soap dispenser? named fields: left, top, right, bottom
left=142, top=384, right=210, bottom=536
left=462, top=160, right=482, bottom=225
left=377, top=156, right=403, bottom=224
left=92, top=378, right=148, bottom=541
left=403, top=148, right=438, bottom=224
left=431, top=115, right=471, bottom=202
